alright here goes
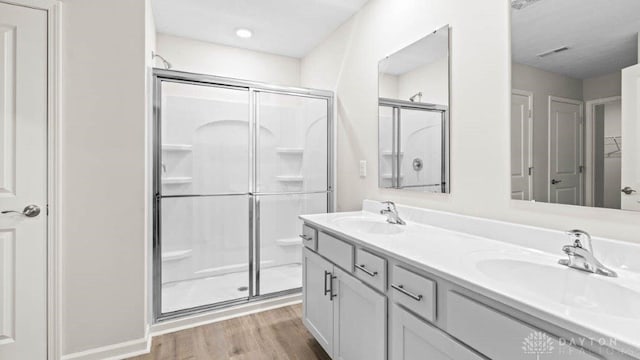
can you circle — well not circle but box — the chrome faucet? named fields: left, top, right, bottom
left=380, top=201, right=406, bottom=225
left=558, top=230, right=617, bottom=277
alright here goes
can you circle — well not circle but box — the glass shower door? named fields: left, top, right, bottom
left=157, top=80, right=251, bottom=315
left=255, top=91, right=330, bottom=296
left=398, top=108, right=444, bottom=191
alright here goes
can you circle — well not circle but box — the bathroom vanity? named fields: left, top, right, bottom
left=300, top=201, right=640, bottom=360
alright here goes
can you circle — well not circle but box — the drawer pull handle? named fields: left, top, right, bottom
left=391, top=284, right=423, bottom=301
left=355, top=264, right=378, bottom=277
left=299, top=234, right=313, bottom=241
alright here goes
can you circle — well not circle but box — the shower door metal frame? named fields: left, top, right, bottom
left=152, top=68, right=334, bottom=322
left=378, top=98, right=450, bottom=193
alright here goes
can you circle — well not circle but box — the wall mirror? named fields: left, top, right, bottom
left=511, top=0, right=640, bottom=211
left=378, top=25, right=450, bottom=193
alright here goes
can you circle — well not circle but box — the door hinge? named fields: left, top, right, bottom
left=579, top=165, right=584, bottom=173
left=528, top=167, right=534, bottom=176
left=529, top=109, right=532, bottom=118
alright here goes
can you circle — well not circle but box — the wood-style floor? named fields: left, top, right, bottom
left=129, top=304, right=331, bottom=360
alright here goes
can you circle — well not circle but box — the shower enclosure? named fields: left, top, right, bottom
left=152, top=69, right=333, bottom=321
left=378, top=98, right=449, bottom=192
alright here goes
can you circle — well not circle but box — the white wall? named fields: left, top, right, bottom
left=156, top=34, right=301, bottom=87
left=397, top=57, right=449, bottom=105
left=61, top=0, right=147, bottom=356
left=512, top=63, right=583, bottom=202
left=583, top=71, right=622, bottom=101
left=145, top=0, right=156, bottom=333
left=301, top=0, right=640, bottom=244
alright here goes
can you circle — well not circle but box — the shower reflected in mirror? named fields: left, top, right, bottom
left=378, top=25, right=450, bottom=193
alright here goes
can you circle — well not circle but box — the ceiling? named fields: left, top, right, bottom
left=151, top=0, right=369, bottom=58
left=512, top=0, right=640, bottom=79
left=381, top=27, right=449, bottom=76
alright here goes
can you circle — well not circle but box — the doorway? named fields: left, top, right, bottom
left=548, top=96, right=584, bottom=205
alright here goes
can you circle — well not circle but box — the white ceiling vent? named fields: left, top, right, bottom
left=537, top=46, right=570, bottom=58
left=511, top=0, right=543, bottom=10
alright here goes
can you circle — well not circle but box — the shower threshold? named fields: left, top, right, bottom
left=161, top=263, right=302, bottom=314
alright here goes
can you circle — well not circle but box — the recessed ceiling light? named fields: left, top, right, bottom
left=236, top=28, right=253, bottom=39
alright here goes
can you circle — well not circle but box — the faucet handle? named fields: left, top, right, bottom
left=566, top=229, right=592, bottom=251
left=381, top=201, right=396, bottom=210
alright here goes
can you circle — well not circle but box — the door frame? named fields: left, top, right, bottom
left=0, top=0, right=62, bottom=359
left=511, top=89, right=534, bottom=200
left=547, top=95, right=585, bottom=205
left=584, top=96, right=621, bottom=207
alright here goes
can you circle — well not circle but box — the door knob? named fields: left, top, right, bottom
left=621, top=186, right=637, bottom=195
left=551, top=179, right=562, bottom=185
left=1, top=205, right=41, bottom=218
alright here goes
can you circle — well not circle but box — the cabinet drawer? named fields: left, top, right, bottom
left=318, top=232, right=354, bottom=271
left=391, top=305, right=483, bottom=360
left=354, top=248, right=386, bottom=292
left=390, top=266, right=436, bottom=322
left=300, top=224, right=317, bottom=250
left=447, top=292, right=602, bottom=360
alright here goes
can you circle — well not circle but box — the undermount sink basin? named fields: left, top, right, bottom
left=333, top=217, right=404, bottom=235
left=476, top=258, right=640, bottom=319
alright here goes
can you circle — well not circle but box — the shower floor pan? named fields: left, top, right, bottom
left=161, top=263, right=302, bottom=313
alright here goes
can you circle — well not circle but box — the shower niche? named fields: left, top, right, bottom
left=153, top=70, right=333, bottom=320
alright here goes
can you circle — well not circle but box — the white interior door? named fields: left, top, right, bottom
left=621, top=64, right=640, bottom=211
left=549, top=96, right=584, bottom=205
left=0, top=3, right=48, bottom=360
left=511, top=90, right=533, bottom=200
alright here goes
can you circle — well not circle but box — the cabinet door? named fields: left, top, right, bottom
left=391, top=305, right=483, bottom=360
left=302, top=248, right=334, bottom=356
left=333, top=267, right=387, bottom=360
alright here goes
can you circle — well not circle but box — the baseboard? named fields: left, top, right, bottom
left=60, top=331, right=151, bottom=360
left=150, top=293, right=302, bottom=336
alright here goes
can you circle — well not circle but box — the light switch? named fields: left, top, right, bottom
left=359, top=160, right=367, bottom=177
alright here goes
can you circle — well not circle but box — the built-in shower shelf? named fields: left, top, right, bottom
left=276, top=175, right=304, bottom=182
left=162, top=249, right=193, bottom=262
left=195, top=260, right=275, bottom=277
left=381, top=174, right=404, bottom=179
left=381, top=151, right=404, bottom=156
left=162, top=177, right=193, bottom=184
left=162, top=144, right=193, bottom=151
left=276, top=237, right=302, bottom=247
left=276, top=147, right=304, bottom=155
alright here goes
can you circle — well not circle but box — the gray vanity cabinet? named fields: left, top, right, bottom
left=391, top=305, right=483, bottom=360
left=333, top=266, right=386, bottom=360
left=302, top=247, right=386, bottom=360
left=302, top=248, right=334, bottom=355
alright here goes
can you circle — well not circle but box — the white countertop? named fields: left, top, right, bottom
left=300, top=208, right=640, bottom=358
